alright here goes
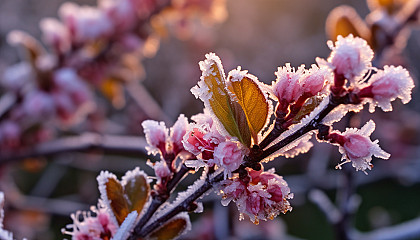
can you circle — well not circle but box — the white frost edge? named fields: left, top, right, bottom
left=96, top=170, right=120, bottom=227
left=111, top=211, right=138, bottom=240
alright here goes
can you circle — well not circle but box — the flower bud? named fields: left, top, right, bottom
left=214, top=140, right=245, bottom=177
left=326, top=34, right=373, bottom=82
left=142, top=120, right=168, bottom=155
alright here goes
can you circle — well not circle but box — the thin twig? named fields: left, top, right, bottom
left=0, top=133, right=149, bottom=164
left=130, top=164, right=191, bottom=238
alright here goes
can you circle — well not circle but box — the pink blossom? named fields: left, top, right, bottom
left=142, top=120, right=168, bottom=155
left=170, top=114, right=189, bottom=155
left=300, top=64, right=331, bottom=96
left=365, top=65, right=414, bottom=112
left=62, top=204, right=117, bottom=240
left=182, top=123, right=224, bottom=159
left=272, top=63, right=304, bottom=109
left=325, top=34, right=373, bottom=82
left=213, top=140, right=245, bottom=178
left=40, top=18, right=71, bottom=53
left=153, top=160, right=172, bottom=182
left=2, top=62, right=33, bottom=91
left=336, top=120, right=390, bottom=173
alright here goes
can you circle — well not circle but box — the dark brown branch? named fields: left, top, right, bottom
left=135, top=171, right=224, bottom=238
left=0, top=133, right=149, bottom=165
left=130, top=164, right=191, bottom=238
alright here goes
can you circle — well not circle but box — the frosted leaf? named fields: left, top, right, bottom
left=322, top=102, right=364, bottom=125
left=111, top=211, right=138, bottom=240
left=96, top=170, right=120, bottom=226
left=121, top=167, right=150, bottom=187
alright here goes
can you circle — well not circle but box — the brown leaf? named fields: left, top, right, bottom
left=106, top=178, right=130, bottom=225
left=228, top=75, right=269, bottom=144
left=124, top=174, right=150, bottom=214
left=148, top=217, right=188, bottom=240
left=326, top=5, right=372, bottom=45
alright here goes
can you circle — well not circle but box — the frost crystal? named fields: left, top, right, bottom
left=111, top=211, right=138, bottom=240
left=336, top=120, right=390, bottom=173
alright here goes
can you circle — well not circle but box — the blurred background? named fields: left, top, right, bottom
left=1, top=0, right=420, bottom=239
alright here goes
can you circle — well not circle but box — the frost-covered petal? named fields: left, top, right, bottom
left=327, top=34, right=373, bottom=82
left=213, top=140, right=245, bottom=178
left=336, top=120, right=390, bottom=173
left=367, top=65, right=415, bottom=112
left=142, top=120, right=168, bottom=155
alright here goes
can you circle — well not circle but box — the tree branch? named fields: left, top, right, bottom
left=0, top=133, right=149, bottom=165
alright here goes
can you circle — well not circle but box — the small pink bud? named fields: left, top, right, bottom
left=300, top=65, right=330, bottom=96
left=326, top=35, right=373, bottom=82
left=142, top=120, right=168, bottom=155
left=337, top=120, right=390, bottom=173
left=170, top=114, right=189, bottom=155
left=154, top=160, right=171, bottom=181
left=367, top=65, right=414, bottom=112
left=272, top=64, right=304, bottom=108
left=214, top=140, right=245, bottom=177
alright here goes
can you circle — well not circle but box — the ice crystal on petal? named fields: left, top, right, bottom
left=336, top=120, right=390, bottom=173
left=62, top=202, right=118, bottom=240
left=152, top=160, right=172, bottom=182
left=96, top=171, right=120, bottom=227
left=327, top=35, right=373, bottom=82
left=300, top=64, right=331, bottom=96
left=142, top=120, right=168, bottom=155
left=111, top=211, right=138, bottom=240
left=366, top=65, right=415, bottom=112
left=219, top=170, right=293, bottom=224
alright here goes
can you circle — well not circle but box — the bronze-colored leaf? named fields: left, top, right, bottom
left=367, top=0, right=409, bottom=14
left=148, top=217, right=188, bottom=240
left=200, top=58, right=246, bottom=144
left=228, top=75, right=269, bottom=144
left=326, top=5, right=372, bottom=45
left=292, top=96, right=324, bottom=124
left=106, top=178, right=130, bottom=225
left=124, top=174, right=150, bottom=214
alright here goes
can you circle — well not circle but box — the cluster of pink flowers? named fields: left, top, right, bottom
left=270, top=63, right=330, bottom=115
left=220, top=168, right=293, bottom=224
left=61, top=34, right=414, bottom=239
